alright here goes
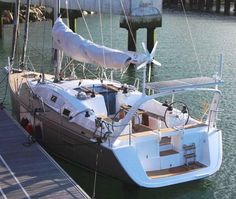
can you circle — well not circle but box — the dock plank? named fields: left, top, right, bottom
left=0, top=108, right=90, bottom=199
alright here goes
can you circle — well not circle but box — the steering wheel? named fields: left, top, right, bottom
left=164, top=101, right=189, bottom=129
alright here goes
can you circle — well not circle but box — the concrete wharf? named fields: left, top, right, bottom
left=0, top=107, right=90, bottom=199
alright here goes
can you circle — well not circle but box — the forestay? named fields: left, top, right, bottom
left=52, top=17, right=146, bottom=69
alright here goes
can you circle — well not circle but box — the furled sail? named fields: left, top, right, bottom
left=52, top=17, right=145, bottom=69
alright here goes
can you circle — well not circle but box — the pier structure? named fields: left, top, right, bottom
left=0, top=0, right=163, bottom=51
left=165, top=0, right=236, bottom=16
left=0, top=107, right=90, bottom=199
left=119, top=1, right=162, bottom=52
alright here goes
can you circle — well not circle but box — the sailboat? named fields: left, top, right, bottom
left=5, top=0, right=223, bottom=188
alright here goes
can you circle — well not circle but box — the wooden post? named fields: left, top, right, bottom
left=216, top=0, right=221, bottom=13
left=128, top=27, right=137, bottom=52
left=224, top=0, right=230, bottom=15
left=147, top=28, right=155, bottom=53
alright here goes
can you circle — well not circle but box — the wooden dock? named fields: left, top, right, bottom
left=0, top=107, right=90, bottom=199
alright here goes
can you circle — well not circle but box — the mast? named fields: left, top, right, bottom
left=53, top=0, right=62, bottom=83
left=10, top=0, right=20, bottom=67
left=20, top=0, right=30, bottom=69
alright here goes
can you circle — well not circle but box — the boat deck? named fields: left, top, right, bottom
left=146, top=162, right=206, bottom=179
left=0, top=107, right=90, bottom=199
left=160, top=149, right=178, bottom=156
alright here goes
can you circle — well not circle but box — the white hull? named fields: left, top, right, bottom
left=113, top=129, right=222, bottom=188
left=7, top=71, right=223, bottom=188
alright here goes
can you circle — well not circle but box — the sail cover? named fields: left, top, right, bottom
left=52, top=17, right=143, bottom=69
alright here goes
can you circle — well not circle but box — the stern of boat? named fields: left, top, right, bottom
left=111, top=124, right=222, bottom=188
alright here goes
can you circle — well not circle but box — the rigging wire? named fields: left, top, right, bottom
left=17, top=33, right=46, bottom=58
left=40, top=10, right=48, bottom=82
left=109, top=0, right=114, bottom=80
left=109, top=0, right=113, bottom=48
left=79, top=63, right=98, bottom=79
left=180, top=0, right=202, bottom=76
left=75, top=0, right=94, bottom=42
left=65, top=0, right=70, bottom=26
left=0, top=73, right=8, bottom=86
left=92, top=143, right=102, bottom=199
left=119, top=0, right=137, bottom=51
left=98, top=0, right=107, bottom=79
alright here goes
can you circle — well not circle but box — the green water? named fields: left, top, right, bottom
left=0, top=10, right=236, bottom=199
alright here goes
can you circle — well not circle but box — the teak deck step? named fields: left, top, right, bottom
left=117, top=130, right=155, bottom=141
left=160, top=136, right=171, bottom=146
left=160, top=149, right=178, bottom=156
left=183, top=144, right=196, bottom=150
left=184, top=153, right=196, bottom=159
left=146, top=162, right=206, bottom=179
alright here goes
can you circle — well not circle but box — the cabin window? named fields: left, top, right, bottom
left=50, top=95, right=57, bottom=103
left=62, top=108, right=71, bottom=117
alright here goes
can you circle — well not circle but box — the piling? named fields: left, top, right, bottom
left=127, top=27, right=137, bottom=51
left=166, top=0, right=236, bottom=15
left=60, top=9, right=82, bottom=32
left=189, top=0, right=193, bottom=9
left=120, top=15, right=161, bottom=54
left=69, top=15, right=77, bottom=32
left=224, top=0, right=231, bottom=15
left=0, top=14, right=3, bottom=39
left=147, top=28, right=155, bottom=53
